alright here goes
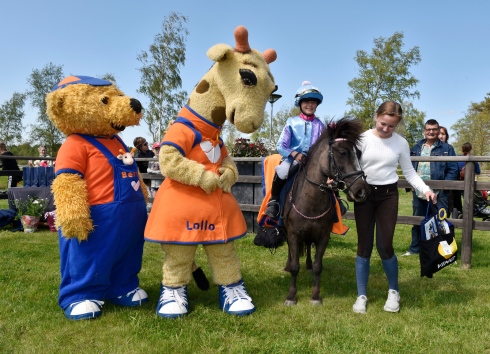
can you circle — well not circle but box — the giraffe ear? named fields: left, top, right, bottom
left=207, top=44, right=233, bottom=62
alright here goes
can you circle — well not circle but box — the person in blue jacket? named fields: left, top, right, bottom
left=265, top=81, right=325, bottom=218
left=402, top=119, right=458, bottom=256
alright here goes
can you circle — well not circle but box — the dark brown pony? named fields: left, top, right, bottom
left=282, top=117, right=369, bottom=306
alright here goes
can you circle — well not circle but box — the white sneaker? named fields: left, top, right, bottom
left=352, top=295, right=367, bottom=314
left=402, top=251, right=417, bottom=256
left=219, top=280, right=255, bottom=316
left=156, top=285, right=189, bottom=318
left=64, top=300, right=104, bottom=320
left=384, top=289, right=400, bottom=312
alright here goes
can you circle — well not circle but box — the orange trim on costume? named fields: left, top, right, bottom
left=56, top=76, right=81, bottom=86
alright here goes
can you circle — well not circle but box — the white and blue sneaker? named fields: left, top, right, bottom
left=156, top=285, right=189, bottom=318
left=108, top=287, right=148, bottom=307
left=64, top=300, right=104, bottom=320
left=219, top=280, right=255, bottom=316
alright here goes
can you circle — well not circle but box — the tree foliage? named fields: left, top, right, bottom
left=249, top=105, right=300, bottom=152
left=0, top=92, right=26, bottom=145
left=26, top=62, right=65, bottom=155
left=346, top=32, right=421, bottom=129
left=451, top=93, right=490, bottom=157
left=396, top=101, right=426, bottom=147
left=137, top=12, right=189, bottom=143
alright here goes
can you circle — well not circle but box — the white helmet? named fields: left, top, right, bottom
left=294, top=81, right=323, bottom=107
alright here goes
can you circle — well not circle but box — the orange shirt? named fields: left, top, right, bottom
left=145, top=106, right=247, bottom=244
left=55, top=134, right=129, bottom=205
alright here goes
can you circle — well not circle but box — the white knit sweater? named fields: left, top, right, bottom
left=358, top=129, right=430, bottom=194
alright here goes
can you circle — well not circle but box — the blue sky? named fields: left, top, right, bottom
left=1, top=0, right=489, bottom=146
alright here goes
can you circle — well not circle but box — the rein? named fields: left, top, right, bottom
left=289, top=171, right=333, bottom=220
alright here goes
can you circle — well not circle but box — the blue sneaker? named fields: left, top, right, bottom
left=219, top=280, right=255, bottom=316
left=156, top=285, right=188, bottom=318
left=108, top=287, right=148, bottom=307
left=64, top=300, right=104, bottom=320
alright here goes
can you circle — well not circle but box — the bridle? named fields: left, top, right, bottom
left=302, top=138, right=366, bottom=194
left=288, top=138, right=366, bottom=220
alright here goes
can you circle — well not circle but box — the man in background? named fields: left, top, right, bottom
left=403, top=119, right=458, bottom=256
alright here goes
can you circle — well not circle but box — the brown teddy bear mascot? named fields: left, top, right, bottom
left=145, top=26, right=277, bottom=318
left=46, top=76, right=149, bottom=320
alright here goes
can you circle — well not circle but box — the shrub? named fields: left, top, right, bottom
left=230, top=138, right=269, bottom=157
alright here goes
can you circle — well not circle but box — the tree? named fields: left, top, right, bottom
left=451, top=94, right=490, bottom=157
left=396, top=101, right=426, bottom=147
left=223, top=121, right=240, bottom=153
left=249, top=105, right=300, bottom=152
left=100, top=73, right=117, bottom=85
left=0, top=92, right=26, bottom=145
left=346, top=32, right=421, bottom=129
left=26, top=62, right=65, bottom=155
left=137, top=12, right=189, bottom=143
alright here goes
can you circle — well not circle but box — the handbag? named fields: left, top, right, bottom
left=253, top=226, right=286, bottom=249
left=419, top=202, right=458, bottom=278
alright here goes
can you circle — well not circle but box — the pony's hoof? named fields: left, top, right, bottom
left=284, top=299, right=297, bottom=306
left=310, top=299, right=322, bottom=306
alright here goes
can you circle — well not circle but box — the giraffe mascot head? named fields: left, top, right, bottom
left=189, top=25, right=277, bottom=132
left=145, top=26, right=277, bottom=318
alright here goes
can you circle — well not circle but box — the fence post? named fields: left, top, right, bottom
left=461, top=162, right=475, bottom=269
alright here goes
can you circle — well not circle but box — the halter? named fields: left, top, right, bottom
left=289, top=137, right=366, bottom=220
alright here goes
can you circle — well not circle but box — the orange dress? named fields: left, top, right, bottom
left=144, top=105, right=247, bottom=244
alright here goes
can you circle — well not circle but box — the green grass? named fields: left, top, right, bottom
left=1, top=194, right=490, bottom=354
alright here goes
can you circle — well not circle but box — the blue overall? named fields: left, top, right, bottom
left=58, top=134, right=147, bottom=310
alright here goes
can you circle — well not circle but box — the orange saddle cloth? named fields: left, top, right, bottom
left=256, top=154, right=349, bottom=235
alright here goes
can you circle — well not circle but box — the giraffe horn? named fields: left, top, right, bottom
left=234, top=25, right=251, bottom=53
left=262, top=49, right=277, bottom=64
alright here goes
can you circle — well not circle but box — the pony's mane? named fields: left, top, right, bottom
left=309, top=117, right=364, bottom=156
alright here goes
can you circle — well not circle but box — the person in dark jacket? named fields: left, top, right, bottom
left=133, top=137, right=155, bottom=193
left=402, top=119, right=458, bottom=256
left=133, top=137, right=155, bottom=173
left=0, top=142, right=22, bottom=188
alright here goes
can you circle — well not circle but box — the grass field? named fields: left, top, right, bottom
left=1, top=191, right=489, bottom=353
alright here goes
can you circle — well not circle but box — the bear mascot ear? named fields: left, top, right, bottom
left=46, top=90, right=64, bottom=117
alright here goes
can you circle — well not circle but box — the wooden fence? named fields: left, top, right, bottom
left=144, top=155, right=490, bottom=270
left=2, top=154, right=489, bottom=269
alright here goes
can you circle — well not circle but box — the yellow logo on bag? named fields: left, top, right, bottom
left=438, top=238, right=457, bottom=259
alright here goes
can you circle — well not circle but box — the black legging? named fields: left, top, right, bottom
left=354, top=183, right=399, bottom=260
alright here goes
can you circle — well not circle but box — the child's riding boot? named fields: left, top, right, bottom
left=265, top=173, right=287, bottom=218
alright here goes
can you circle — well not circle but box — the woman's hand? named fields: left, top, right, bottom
left=425, top=190, right=438, bottom=204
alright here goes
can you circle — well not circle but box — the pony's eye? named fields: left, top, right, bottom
left=338, top=148, right=348, bottom=157
left=239, top=69, right=257, bottom=86
left=101, top=97, right=109, bottom=105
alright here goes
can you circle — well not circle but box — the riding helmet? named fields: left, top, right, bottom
left=294, top=81, right=323, bottom=107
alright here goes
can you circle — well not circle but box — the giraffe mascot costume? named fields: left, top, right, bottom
left=145, top=26, right=277, bottom=318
